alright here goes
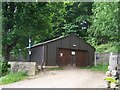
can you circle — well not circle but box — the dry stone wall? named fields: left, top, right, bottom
left=8, top=62, right=39, bottom=75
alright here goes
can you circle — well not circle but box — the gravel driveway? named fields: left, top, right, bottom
left=1, top=67, right=106, bottom=88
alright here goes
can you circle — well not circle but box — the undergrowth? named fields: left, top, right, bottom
left=80, top=63, right=108, bottom=73
left=0, top=71, right=27, bottom=85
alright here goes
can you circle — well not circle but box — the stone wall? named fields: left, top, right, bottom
left=8, top=61, right=39, bottom=75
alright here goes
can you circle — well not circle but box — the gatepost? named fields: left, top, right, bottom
left=108, top=52, right=120, bottom=88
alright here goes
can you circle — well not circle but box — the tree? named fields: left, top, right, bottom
left=87, top=2, right=119, bottom=46
left=47, top=2, right=67, bottom=38
left=61, top=2, right=93, bottom=38
left=2, top=2, right=54, bottom=61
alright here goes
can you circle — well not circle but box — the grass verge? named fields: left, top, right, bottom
left=0, top=71, right=27, bottom=85
left=80, top=63, right=108, bottom=73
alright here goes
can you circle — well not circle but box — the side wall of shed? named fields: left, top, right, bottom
left=45, top=35, right=95, bottom=66
left=31, top=45, right=44, bottom=65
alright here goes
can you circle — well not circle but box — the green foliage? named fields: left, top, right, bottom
left=48, top=67, right=64, bottom=70
left=88, top=2, right=119, bottom=45
left=95, top=43, right=118, bottom=53
left=61, top=2, right=93, bottom=37
left=0, top=71, right=27, bottom=85
left=90, top=63, right=108, bottom=73
left=80, top=63, right=108, bottom=73
left=2, top=2, right=55, bottom=60
left=0, top=60, right=11, bottom=76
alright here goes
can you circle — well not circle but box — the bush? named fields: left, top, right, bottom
left=90, top=63, right=108, bottom=73
left=95, top=43, right=118, bottom=53
left=80, top=62, right=108, bottom=73
left=0, top=60, right=11, bottom=76
left=0, top=71, right=27, bottom=85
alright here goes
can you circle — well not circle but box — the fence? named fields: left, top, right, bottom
left=95, top=52, right=120, bottom=64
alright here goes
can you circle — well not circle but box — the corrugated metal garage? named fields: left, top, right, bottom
left=31, top=34, right=95, bottom=67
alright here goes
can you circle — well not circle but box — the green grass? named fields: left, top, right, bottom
left=80, top=63, right=108, bottom=73
left=0, top=71, right=27, bottom=85
left=48, top=67, right=64, bottom=70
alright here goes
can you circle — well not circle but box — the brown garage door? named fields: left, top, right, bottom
left=58, top=48, right=71, bottom=66
left=76, top=50, right=88, bottom=67
left=58, top=48, right=88, bottom=67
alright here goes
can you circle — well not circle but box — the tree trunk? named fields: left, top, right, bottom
left=4, top=51, right=10, bottom=61
left=2, top=33, right=18, bottom=61
left=3, top=45, right=11, bottom=61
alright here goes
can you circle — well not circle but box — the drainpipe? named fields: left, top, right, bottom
left=41, top=45, right=45, bottom=69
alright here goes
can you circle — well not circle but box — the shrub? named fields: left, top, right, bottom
left=0, top=71, right=27, bottom=85
left=96, top=43, right=118, bottom=53
left=90, top=63, right=108, bottom=73
left=0, top=60, right=11, bottom=76
left=80, top=62, right=108, bottom=73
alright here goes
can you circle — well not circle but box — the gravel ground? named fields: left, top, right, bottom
left=0, top=67, right=106, bottom=88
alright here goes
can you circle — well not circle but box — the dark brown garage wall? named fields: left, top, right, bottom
left=31, top=45, right=44, bottom=65
left=45, top=35, right=95, bottom=66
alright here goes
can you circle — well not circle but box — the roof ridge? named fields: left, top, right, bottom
left=31, top=35, right=68, bottom=48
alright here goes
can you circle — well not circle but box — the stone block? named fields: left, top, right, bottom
left=8, top=61, right=38, bottom=75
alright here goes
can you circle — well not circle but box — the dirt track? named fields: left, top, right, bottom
left=0, top=67, right=106, bottom=88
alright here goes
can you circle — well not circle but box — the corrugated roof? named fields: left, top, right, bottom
left=31, top=35, right=67, bottom=48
